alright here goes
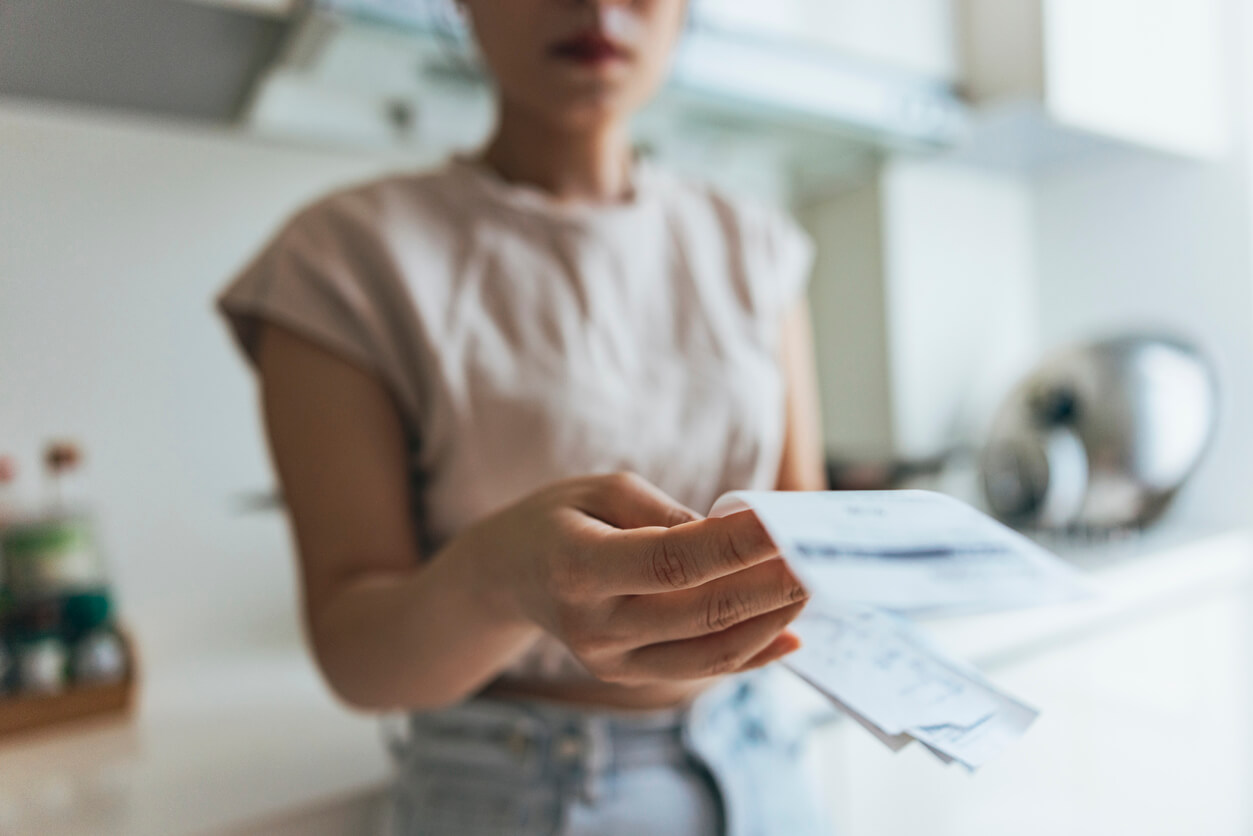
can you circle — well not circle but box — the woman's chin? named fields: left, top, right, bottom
left=506, top=70, right=644, bottom=129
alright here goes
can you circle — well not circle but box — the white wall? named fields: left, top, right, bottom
left=881, top=159, right=1038, bottom=457
left=0, top=101, right=425, bottom=667
left=1031, top=0, right=1253, bottom=526
left=1034, top=153, right=1253, bottom=526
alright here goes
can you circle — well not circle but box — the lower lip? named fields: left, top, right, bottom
left=551, top=47, right=626, bottom=68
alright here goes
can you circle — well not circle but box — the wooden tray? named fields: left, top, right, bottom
left=0, top=630, right=138, bottom=741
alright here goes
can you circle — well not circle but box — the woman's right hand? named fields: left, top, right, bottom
left=454, top=473, right=809, bottom=686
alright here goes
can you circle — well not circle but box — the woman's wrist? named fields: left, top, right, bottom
left=435, top=528, right=539, bottom=637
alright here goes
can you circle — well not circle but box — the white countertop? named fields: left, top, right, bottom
left=925, top=527, right=1253, bottom=667
left=0, top=651, right=391, bottom=836
left=2, top=527, right=1250, bottom=836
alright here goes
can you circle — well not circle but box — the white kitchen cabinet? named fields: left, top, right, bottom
left=958, top=0, right=1229, bottom=159
left=800, top=157, right=1038, bottom=460
left=812, top=531, right=1253, bottom=836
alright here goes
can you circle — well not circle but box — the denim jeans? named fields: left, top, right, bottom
left=385, top=670, right=834, bottom=836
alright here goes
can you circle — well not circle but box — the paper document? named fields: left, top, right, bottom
left=786, top=603, right=997, bottom=735
left=786, top=602, right=1038, bottom=769
left=708, top=490, right=1083, bottom=770
left=710, top=490, right=1092, bottom=617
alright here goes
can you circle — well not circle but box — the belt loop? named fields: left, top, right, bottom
left=550, top=715, right=609, bottom=804
left=381, top=712, right=410, bottom=762
left=582, top=716, right=613, bottom=802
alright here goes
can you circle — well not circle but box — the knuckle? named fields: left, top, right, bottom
left=702, top=589, right=748, bottom=633
left=647, top=538, right=691, bottom=590
left=598, top=669, right=631, bottom=685
left=704, top=649, right=744, bottom=678
left=567, top=624, right=620, bottom=658
left=719, top=527, right=754, bottom=571
left=602, top=471, right=640, bottom=495
left=612, top=470, right=641, bottom=486
left=559, top=602, right=631, bottom=659
left=588, top=657, right=633, bottom=685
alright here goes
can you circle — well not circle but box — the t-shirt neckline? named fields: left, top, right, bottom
left=447, top=152, right=659, bottom=225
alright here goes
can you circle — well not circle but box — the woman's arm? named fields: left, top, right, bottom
left=257, top=324, right=541, bottom=710
left=776, top=299, right=828, bottom=491
left=256, top=325, right=807, bottom=712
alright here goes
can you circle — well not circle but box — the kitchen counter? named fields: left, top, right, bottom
left=2, top=527, right=1249, bottom=836
left=0, top=650, right=391, bottom=836
left=926, top=526, right=1253, bottom=668
left=821, top=526, right=1253, bottom=836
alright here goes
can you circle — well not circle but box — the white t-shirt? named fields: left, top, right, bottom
left=219, top=155, right=814, bottom=681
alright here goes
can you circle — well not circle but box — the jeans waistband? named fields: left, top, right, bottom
left=398, top=695, right=694, bottom=779
left=386, top=673, right=838, bottom=836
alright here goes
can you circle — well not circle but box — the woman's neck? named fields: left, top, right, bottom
left=481, top=102, right=634, bottom=204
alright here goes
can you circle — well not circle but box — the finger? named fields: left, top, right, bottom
left=610, top=558, right=807, bottom=643
left=736, top=631, right=801, bottom=673
left=622, top=600, right=807, bottom=682
left=600, top=510, right=780, bottom=594
left=573, top=472, right=702, bottom=530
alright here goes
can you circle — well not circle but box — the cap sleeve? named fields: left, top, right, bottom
left=217, top=201, right=393, bottom=384
left=762, top=206, right=816, bottom=319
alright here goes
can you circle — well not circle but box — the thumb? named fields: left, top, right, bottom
left=574, top=472, right=703, bottom=530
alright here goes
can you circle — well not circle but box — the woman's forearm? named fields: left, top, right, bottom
left=307, top=539, right=542, bottom=712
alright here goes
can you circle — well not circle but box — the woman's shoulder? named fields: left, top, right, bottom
left=217, top=163, right=469, bottom=409
left=277, top=162, right=472, bottom=246
left=650, top=165, right=814, bottom=273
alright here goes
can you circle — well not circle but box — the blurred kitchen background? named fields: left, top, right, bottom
left=1, top=0, right=1252, bottom=834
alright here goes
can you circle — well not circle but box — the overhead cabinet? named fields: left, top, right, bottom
left=800, top=158, right=1039, bottom=462
left=959, top=0, right=1228, bottom=160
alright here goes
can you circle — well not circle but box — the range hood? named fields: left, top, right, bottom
left=0, top=0, right=288, bottom=122
left=0, top=0, right=968, bottom=190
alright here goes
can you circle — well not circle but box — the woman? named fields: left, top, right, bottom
left=219, top=0, right=831, bottom=833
